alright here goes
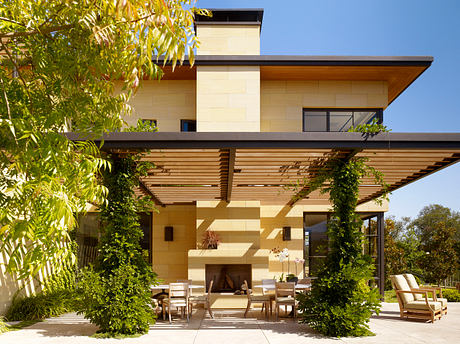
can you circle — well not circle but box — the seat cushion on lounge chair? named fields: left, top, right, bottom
left=392, top=275, right=415, bottom=304
left=403, top=273, right=423, bottom=300
left=429, top=297, right=448, bottom=308
left=405, top=300, right=441, bottom=311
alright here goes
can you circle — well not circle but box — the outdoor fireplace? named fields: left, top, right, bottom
left=205, top=264, right=251, bottom=293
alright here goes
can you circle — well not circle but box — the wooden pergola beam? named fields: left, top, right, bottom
left=225, top=148, right=236, bottom=202
left=139, top=179, right=165, bottom=207
left=287, top=148, right=362, bottom=207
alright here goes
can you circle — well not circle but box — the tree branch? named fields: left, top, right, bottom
left=0, top=24, right=74, bottom=38
left=0, top=17, right=26, bottom=27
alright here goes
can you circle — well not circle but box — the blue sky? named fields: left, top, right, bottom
left=196, top=0, right=460, bottom=220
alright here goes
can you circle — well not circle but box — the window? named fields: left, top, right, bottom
left=181, top=119, right=196, bottom=132
left=303, top=109, right=383, bottom=132
left=76, top=212, right=152, bottom=267
left=303, top=212, right=383, bottom=281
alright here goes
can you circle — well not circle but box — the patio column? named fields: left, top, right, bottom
left=377, top=212, right=385, bottom=298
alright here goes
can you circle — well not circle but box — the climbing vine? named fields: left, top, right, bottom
left=77, top=154, right=157, bottom=336
left=296, top=125, right=389, bottom=337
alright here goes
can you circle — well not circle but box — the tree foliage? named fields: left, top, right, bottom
left=297, top=158, right=385, bottom=337
left=0, top=0, right=205, bottom=279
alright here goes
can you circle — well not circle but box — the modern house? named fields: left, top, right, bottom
left=1, top=8, right=460, bottom=313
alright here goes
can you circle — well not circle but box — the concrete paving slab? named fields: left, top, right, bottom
left=0, top=302, right=459, bottom=344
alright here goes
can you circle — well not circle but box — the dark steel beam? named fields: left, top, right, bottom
left=139, top=179, right=165, bottom=207
left=226, top=148, right=236, bottom=202
left=153, top=55, right=433, bottom=67
left=66, top=131, right=460, bottom=150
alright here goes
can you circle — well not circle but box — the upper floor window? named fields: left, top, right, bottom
left=302, top=109, right=383, bottom=132
left=181, top=119, right=196, bottom=132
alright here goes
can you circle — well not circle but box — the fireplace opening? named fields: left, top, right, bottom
left=205, top=264, right=251, bottom=294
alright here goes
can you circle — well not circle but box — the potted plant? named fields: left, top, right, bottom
left=286, top=273, right=298, bottom=284
left=201, top=230, right=220, bottom=249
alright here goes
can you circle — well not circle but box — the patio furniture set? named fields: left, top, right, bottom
left=151, top=278, right=312, bottom=323
left=390, top=273, right=448, bottom=323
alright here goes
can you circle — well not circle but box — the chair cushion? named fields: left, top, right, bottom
left=163, top=298, right=187, bottom=306
left=403, top=274, right=423, bottom=300
left=429, top=297, right=448, bottom=308
left=405, top=300, right=441, bottom=311
left=276, top=296, right=295, bottom=303
left=189, top=296, right=206, bottom=302
left=392, top=275, right=414, bottom=304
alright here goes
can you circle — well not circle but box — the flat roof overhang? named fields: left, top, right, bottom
left=68, top=132, right=460, bottom=207
left=158, top=55, right=432, bottom=106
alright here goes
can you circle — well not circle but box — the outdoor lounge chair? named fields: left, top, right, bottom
left=403, top=273, right=447, bottom=315
left=390, top=275, right=442, bottom=323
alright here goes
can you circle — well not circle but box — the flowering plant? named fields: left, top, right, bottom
left=294, top=257, right=305, bottom=276
left=271, top=247, right=290, bottom=275
left=201, top=230, right=220, bottom=249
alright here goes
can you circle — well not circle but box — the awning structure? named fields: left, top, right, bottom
left=68, top=132, right=460, bottom=207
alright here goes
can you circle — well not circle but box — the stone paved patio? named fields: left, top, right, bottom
left=1, top=302, right=459, bottom=343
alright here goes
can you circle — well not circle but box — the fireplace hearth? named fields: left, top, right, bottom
left=205, top=264, right=251, bottom=293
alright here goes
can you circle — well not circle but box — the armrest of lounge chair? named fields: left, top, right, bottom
left=396, top=289, right=430, bottom=304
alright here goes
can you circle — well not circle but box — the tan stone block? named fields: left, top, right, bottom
left=198, top=79, right=247, bottom=95
left=197, top=94, right=229, bottom=108
left=367, top=94, right=388, bottom=107
left=302, top=93, right=336, bottom=107
left=336, top=93, right=368, bottom=107
left=352, top=81, right=385, bottom=95
left=318, top=81, right=352, bottom=94
left=285, top=81, right=319, bottom=94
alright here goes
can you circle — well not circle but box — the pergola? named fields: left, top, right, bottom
left=69, top=132, right=460, bottom=207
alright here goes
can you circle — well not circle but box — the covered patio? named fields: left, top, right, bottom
left=70, top=131, right=460, bottom=297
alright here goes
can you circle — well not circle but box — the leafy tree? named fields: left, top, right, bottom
left=418, top=221, right=458, bottom=285
left=384, top=217, right=407, bottom=289
left=0, top=0, right=205, bottom=279
left=411, top=204, right=460, bottom=266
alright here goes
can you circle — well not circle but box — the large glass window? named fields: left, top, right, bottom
left=303, top=212, right=383, bottom=285
left=181, top=119, right=196, bottom=132
left=76, top=212, right=152, bottom=267
left=303, top=214, right=329, bottom=276
left=303, top=109, right=382, bottom=132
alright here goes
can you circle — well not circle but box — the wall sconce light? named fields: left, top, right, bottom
left=283, top=226, right=291, bottom=241
left=164, top=226, right=173, bottom=241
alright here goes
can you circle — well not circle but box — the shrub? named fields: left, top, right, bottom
left=0, top=317, right=8, bottom=334
left=77, top=264, right=155, bottom=335
left=5, top=290, right=77, bottom=321
left=442, top=288, right=460, bottom=302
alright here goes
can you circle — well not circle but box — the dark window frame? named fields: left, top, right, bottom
left=302, top=108, right=383, bottom=132
left=180, top=119, right=197, bottom=132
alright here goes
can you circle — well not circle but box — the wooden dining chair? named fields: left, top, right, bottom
left=243, top=280, right=271, bottom=319
left=177, top=279, right=193, bottom=296
left=162, top=282, right=189, bottom=323
left=275, top=282, right=297, bottom=321
left=189, top=280, right=214, bottom=318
